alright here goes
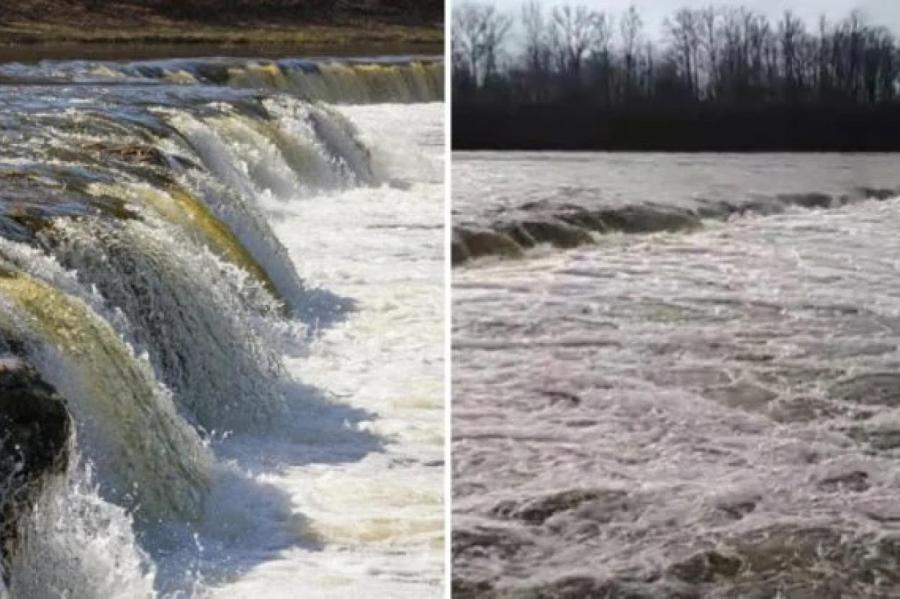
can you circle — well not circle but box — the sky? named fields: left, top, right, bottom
left=483, top=0, right=900, bottom=41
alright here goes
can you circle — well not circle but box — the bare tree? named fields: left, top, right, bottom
left=548, top=4, right=607, bottom=77
left=520, top=0, right=553, bottom=101
left=779, top=10, right=805, bottom=98
left=665, top=8, right=701, bottom=95
left=522, top=1, right=550, bottom=75
left=452, top=3, right=512, bottom=87
left=620, top=4, right=643, bottom=99
left=697, top=6, right=718, bottom=99
left=452, top=2, right=900, bottom=109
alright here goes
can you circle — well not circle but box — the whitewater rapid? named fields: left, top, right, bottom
left=0, top=58, right=443, bottom=598
left=198, top=102, right=445, bottom=599
left=453, top=153, right=900, bottom=597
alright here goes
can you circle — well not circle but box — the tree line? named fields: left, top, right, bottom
left=453, top=2, right=900, bottom=108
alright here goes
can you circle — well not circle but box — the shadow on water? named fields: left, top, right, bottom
left=220, top=378, right=385, bottom=471
left=295, top=286, right=358, bottom=338
left=144, top=378, right=384, bottom=594
left=144, top=471, right=324, bottom=594
left=0, top=56, right=425, bottom=595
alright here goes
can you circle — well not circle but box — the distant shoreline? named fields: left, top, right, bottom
left=0, top=2, right=442, bottom=62
left=0, top=39, right=442, bottom=63
left=0, top=25, right=444, bottom=62
left=453, top=104, right=900, bottom=153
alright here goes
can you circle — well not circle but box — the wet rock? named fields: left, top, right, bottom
left=498, top=222, right=538, bottom=248
left=193, top=62, right=233, bottom=85
left=84, top=141, right=168, bottom=167
left=453, top=186, right=890, bottom=268
left=777, top=192, right=834, bottom=209
left=452, top=526, right=533, bottom=560
left=538, top=389, right=582, bottom=407
left=685, top=526, right=900, bottom=596
left=518, top=202, right=609, bottom=233
left=716, top=498, right=758, bottom=520
left=451, top=237, right=471, bottom=266
left=858, top=187, right=898, bottom=201
left=716, top=580, right=854, bottom=599
left=0, top=213, right=52, bottom=244
left=524, top=575, right=704, bottom=599
left=819, top=470, right=870, bottom=493
left=595, top=205, right=701, bottom=234
left=554, top=208, right=609, bottom=232
left=692, top=199, right=736, bottom=219
left=453, top=228, right=523, bottom=264
left=669, top=550, right=743, bottom=583
left=829, top=373, right=900, bottom=407
left=518, top=219, right=594, bottom=249
left=532, top=576, right=655, bottom=599
left=733, top=196, right=785, bottom=216
left=521, top=199, right=702, bottom=237
left=452, top=577, right=498, bottom=599
left=737, top=526, right=845, bottom=574
left=0, top=358, right=71, bottom=576
left=491, top=488, right=627, bottom=526
left=0, top=164, right=139, bottom=242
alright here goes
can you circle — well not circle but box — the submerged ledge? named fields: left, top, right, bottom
left=0, top=356, right=71, bottom=582
left=452, top=189, right=900, bottom=266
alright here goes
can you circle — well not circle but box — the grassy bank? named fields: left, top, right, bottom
left=0, top=22, right=441, bottom=47
left=0, top=0, right=442, bottom=59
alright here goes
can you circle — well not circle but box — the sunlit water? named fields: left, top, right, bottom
left=453, top=152, right=900, bottom=597
left=200, top=103, right=445, bottom=599
left=0, top=58, right=443, bottom=598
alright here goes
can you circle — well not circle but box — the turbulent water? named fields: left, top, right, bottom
left=452, top=152, right=900, bottom=265
left=0, top=56, right=443, bottom=597
left=453, top=152, right=900, bottom=597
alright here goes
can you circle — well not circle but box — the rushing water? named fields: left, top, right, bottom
left=452, top=152, right=900, bottom=265
left=453, top=152, right=900, bottom=597
left=0, top=56, right=443, bottom=597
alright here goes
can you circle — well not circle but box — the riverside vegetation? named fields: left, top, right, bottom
left=453, top=2, right=900, bottom=150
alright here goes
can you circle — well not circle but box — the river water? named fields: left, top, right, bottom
left=453, top=152, right=900, bottom=597
left=0, top=57, right=443, bottom=598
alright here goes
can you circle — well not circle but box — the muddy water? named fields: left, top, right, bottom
left=452, top=152, right=900, bottom=265
left=453, top=152, right=900, bottom=597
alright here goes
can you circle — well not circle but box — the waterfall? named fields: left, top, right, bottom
left=0, top=265, right=212, bottom=523
left=0, top=58, right=445, bottom=104
left=0, top=54, right=443, bottom=595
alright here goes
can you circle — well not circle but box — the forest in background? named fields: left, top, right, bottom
left=452, top=2, right=900, bottom=150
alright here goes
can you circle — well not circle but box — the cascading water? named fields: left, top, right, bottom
left=0, top=56, right=444, bottom=597
left=0, top=57, right=443, bottom=104
left=0, top=266, right=212, bottom=522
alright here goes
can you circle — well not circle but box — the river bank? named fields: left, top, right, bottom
left=0, top=1, right=441, bottom=61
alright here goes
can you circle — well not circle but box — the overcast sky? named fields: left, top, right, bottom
left=482, top=0, right=900, bottom=42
